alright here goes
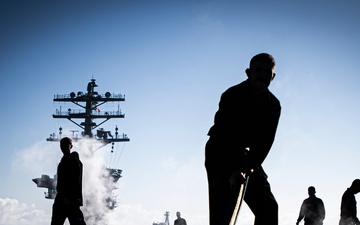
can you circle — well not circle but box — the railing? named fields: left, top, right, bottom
left=54, top=109, right=124, bottom=117
left=54, top=93, right=125, bottom=99
left=47, top=133, right=129, bottom=141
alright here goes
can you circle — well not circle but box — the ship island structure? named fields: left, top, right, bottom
left=32, top=78, right=130, bottom=210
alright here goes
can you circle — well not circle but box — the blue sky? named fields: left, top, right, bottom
left=1, top=0, right=360, bottom=225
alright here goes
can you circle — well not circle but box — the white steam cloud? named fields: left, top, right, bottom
left=77, top=138, right=118, bottom=225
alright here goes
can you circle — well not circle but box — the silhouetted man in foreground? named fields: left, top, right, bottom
left=296, top=186, right=325, bottom=225
left=174, top=211, right=187, bottom=225
left=51, top=137, right=86, bottom=225
left=339, top=179, right=360, bottom=225
left=205, top=53, right=281, bottom=225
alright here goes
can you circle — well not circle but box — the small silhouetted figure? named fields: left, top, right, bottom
left=174, top=211, right=187, bottom=225
left=205, top=53, right=281, bottom=225
left=87, top=79, right=97, bottom=94
left=296, top=186, right=325, bottom=225
left=339, top=179, right=360, bottom=225
left=51, top=137, right=86, bottom=225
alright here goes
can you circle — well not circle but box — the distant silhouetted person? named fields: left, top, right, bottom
left=174, top=211, right=187, bottom=225
left=339, top=179, right=360, bottom=225
left=296, top=186, right=325, bottom=225
left=51, top=137, right=86, bottom=225
left=205, top=53, right=281, bottom=225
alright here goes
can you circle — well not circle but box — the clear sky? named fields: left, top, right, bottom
left=1, top=0, right=360, bottom=225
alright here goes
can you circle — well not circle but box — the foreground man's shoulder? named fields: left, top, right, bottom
left=70, top=151, right=80, bottom=159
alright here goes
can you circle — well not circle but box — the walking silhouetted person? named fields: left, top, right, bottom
left=205, top=53, right=281, bottom=225
left=339, top=179, right=360, bottom=225
left=51, top=137, right=86, bottom=225
left=296, top=186, right=325, bottom=225
left=174, top=211, right=187, bottom=225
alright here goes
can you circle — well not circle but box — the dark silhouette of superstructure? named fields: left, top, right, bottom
left=32, top=78, right=129, bottom=209
left=32, top=174, right=57, bottom=199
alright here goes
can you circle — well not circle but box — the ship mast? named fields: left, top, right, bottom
left=47, top=78, right=129, bottom=144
